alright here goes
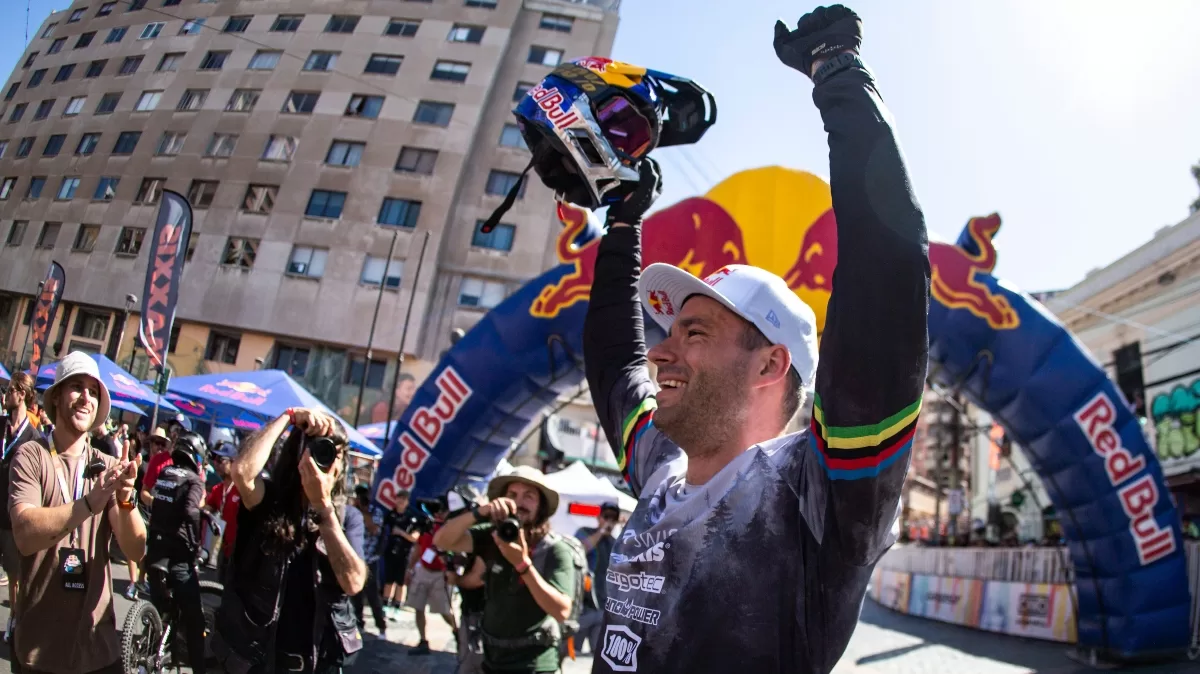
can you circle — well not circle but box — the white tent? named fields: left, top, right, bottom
left=543, top=461, right=638, bottom=537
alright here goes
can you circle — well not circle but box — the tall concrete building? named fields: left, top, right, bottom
left=0, top=0, right=619, bottom=423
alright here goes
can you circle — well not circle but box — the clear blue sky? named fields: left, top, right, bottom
left=5, top=0, right=1200, bottom=292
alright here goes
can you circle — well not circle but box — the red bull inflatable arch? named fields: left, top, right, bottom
left=373, top=166, right=1190, bottom=660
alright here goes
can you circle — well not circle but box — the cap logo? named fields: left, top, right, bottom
left=765, top=310, right=781, bottom=329
left=704, top=267, right=733, bottom=287
left=647, top=290, right=675, bottom=316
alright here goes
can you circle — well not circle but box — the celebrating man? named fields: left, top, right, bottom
left=582, top=6, right=930, bottom=673
left=0, top=373, right=43, bottom=642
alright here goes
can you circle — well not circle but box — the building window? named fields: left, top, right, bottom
left=386, top=19, right=420, bottom=37
left=499, top=124, right=527, bottom=149
left=458, top=277, right=506, bottom=309
left=486, top=170, right=526, bottom=198
left=184, top=235, right=197, bottom=263
left=115, top=227, right=146, bottom=255
left=364, top=54, right=403, bottom=75
left=28, top=70, right=45, bottom=88
left=325, top=15, right=359, bottom=33
left=244, top=183, right=279, bottom=212
left=177, top=89, right=206, bottom=111
left=187, top=180, right=217, bottom=208
left=287, top=246, right=328, bottom=279
left=85, top=60, right=106, bottom=78
left=68, top=8, right=86, bottom=22
left=0, top=177, right=13, bottom=199
left=76, top=133, right=100, bottom=155
left=140, top=22, right=165, bottom=40
left=465, top=0, right=497, bottom=8
left=105, top=26, right=126, bottom=43
left=325, top=141, right=365, bottom=167
left=513, top=82, right=534, bottom=102
left=42, top=135, right=66, bottom=156
left=127, top=0, right=147, bottom=10
left=282, top=91, right=319, bottom=114
left=344, top=357, right=386, bottom=388
left=305, top=190, right=346, bottom=219
left=413, top=101, right=454, bottom=126
left=56, top=176, right=81, bottom=200
left=242, top=184, right=277, bottom=214
left=395, top=147, right=438, bottom=174
left=95, top=92, right=120, bottom=114
left=473, top=221, right=515, bottom=251
left=345, top=94, right=383, bottom=118
left=74, top=31, right=96, bottom=49
left=33, top=99, right=54, bottom=120
left=36, top=222, right=60, bottom=248
left=53, top=64, right=75, bottom=83
left=72, top=224, right=100, bottom=252
left=15, top=137, right=34, bottom=157
left=223, top=16, right=251, bottom=33
left=205, top=133, right=238, bottom=158
left=22, top=52, right=37, bottom=69
left=528, top=46, right=563, bottom=67
left=6, top=221, right=26, bottom=246
left=0, top=140, right=6, bottom=158
left=540, top=14, right=574, bottom=32
left=7, top=104, right=26, bottom=123
left=221, top=237, right=258, bottom=269
left=204, top=332, right=241, bottom=364
left=156, top=132, right=186, bottom=156
left=179, top=18, right=205, bottom=35
left=304, top=51, right=338, bottom=71
left=186, top=177, right=217, bottom=206
left=199, top=51, right=229, bottom=70
left=112, top=131, right=141, bottom=155
left=94, top=176, right=119, bottom=200
left=135, top=177, right=165, bottom=204
left=360, top=256, right=403, bottom=288
left=135, top=91, right=163, bottom=111
left=73, top=310, right=110, bottom=341
left=431, top=60, right=470, bottom=83
left=225, top=89, right=260, bottom=112
left=248, top=51, right=281, bottom=70
left=157, top=53, right=183, bottom=72
left=271, top=15, right=303, bottom=32
left=448, top=24, right=483, bottom=43
left=41, top=23, right=58, bottom=38
left=378, top=198, right=421, bottom=228
left=118, top=56, right=142, bottom=76
left=63, top=96, right=87, bottom=116
left=96, top=2, right=115, bottom=16
left=273, top=345, right=309, bottom=376
left=261, top=135, right=297, bottom=161
left=48, top=38, right=66, bottom=54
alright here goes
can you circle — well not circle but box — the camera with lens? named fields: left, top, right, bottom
left=306, top=435, right=340, bottom=472
left=496, top=517, right=522, bottom=543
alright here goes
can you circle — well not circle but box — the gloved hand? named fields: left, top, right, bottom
left=606, top=157, right=663, bottom=227
left=774, top=5, right=862, bottom=79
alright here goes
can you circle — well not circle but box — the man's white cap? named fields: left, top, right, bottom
left=43, top=351, right=111, bottom=431
left=639, top=264, right=819, bottom=387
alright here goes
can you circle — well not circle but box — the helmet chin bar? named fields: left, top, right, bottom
left=553, top=96, right=640, bottom=208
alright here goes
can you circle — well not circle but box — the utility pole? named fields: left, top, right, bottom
left=355, top=229, right=399, bottom=428
left=947, top=392, right=964, bottom=544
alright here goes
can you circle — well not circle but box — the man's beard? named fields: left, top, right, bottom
left=654, top=355, right=751, bottom=459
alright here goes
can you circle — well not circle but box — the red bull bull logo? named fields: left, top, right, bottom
left=200, top=379, right=272, bottom=406
left=929, top=214, right=1020, bottom=330
left=109, top=373, right=142, bottom=393
left=647, top=291, right=674, bottom=316
left=783, top=208, right=839, bottom=293
left=529, top=84, right=581, bottom=129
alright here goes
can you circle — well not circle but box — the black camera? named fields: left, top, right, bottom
left=496, top=517, right=521, bottom=543
left=306, top=436, right=339, bottom=472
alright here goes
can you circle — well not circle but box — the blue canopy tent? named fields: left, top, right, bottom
left=0, top=362, right=9, bottom=382
left=110, top=399, right=149, bottom=416
left=167, top=370, right=380, bottom=456
left=36, top=355, right=180, bottom=415
left=356, top=421, right=399, bottom=442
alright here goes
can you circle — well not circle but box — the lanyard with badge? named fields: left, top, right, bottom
left=50, top=438, right=92, bottom=592
left=2, top=416, right=28, bottom=460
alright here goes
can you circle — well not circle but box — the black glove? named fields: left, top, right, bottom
left=606, top=157, right=663, bottom=227
left=774, top=5, right=862, bottom=78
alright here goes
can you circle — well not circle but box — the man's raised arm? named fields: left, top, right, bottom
left=775, top=7, right=931, bottom=566
left=583, top=159, right=681, bottom=496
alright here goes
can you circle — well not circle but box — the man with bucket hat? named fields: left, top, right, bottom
left=8, top=351, right=146, bottom=673
left=434, top=466, right=581, bottom=673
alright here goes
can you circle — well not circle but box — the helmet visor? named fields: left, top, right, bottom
left=596, top=96, right=653, bottom=160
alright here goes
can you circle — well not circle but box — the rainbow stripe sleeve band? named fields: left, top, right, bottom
left=810, top=393, right=920, bottom=481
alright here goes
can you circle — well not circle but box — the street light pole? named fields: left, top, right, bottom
left=354, top=229, right=400, bottom=428
left=384, top=231, right=431, bottom=441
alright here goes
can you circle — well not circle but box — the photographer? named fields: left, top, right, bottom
left=351, top=484, right=387, bottom=635
left=403, top=499, right=457, bottom=656
left=573, top=502, right=618, bottom=655
left=145, top=432, right=210, bottom=674
left=433, top=467, right=576, bottom=674
left=213, top=408, right=367, bottom=674
left=380, top=491, right=417, bottom=615
left=448, top=552, right=486, bottom=674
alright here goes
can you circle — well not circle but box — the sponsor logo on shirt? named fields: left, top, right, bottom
left=606, top=569, right=665, bottom=594
left=605, top=596, right=661, bottom=626
left=621, top=527, right=676, bottom=548
left=610, top=541, right=666, bottom=565
left=601, top=625, right=641, bottom=672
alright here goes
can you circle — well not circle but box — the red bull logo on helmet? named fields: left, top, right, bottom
left=529, top=84, right=581, bottom=130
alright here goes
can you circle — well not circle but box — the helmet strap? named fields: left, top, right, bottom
left=479, top=148, right=544, bottom=234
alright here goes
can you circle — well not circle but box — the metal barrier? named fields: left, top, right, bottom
left=878, top=542, right=1200, bottom=657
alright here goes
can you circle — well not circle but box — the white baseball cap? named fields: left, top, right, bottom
left=639, top=264, right=819, bottom=387
left=43, top=351, right=112, bottom=431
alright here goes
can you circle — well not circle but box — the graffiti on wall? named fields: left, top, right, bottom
left=1150, top=380, right=1200, bottom=464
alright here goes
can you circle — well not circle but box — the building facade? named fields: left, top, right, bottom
left=0, top=0, right=619, bottom=423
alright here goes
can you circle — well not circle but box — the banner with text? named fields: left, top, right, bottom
left=138, top=189, right=193, bottom=370
left=907, top=574, right=984, bottom=627
left=978, top=580, right=1077, bottom=643
left=871, top=568, right=912, bottom=614
left=27, top=262, right=65, bottom=374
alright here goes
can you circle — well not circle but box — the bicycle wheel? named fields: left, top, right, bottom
left=121, top=599, right=163, bottom=674
left=199, top=580, right=223, bottom=663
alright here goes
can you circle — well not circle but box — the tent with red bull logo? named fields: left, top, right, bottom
left=373, top=166, right=1190, bottom=661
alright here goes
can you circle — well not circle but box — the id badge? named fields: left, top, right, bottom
left=59, top=547, right=87, bottom=592
left=421, top=547, right=437, bottom=565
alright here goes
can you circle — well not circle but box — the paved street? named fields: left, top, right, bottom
left=0, top=567, right=1194, bottom=673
